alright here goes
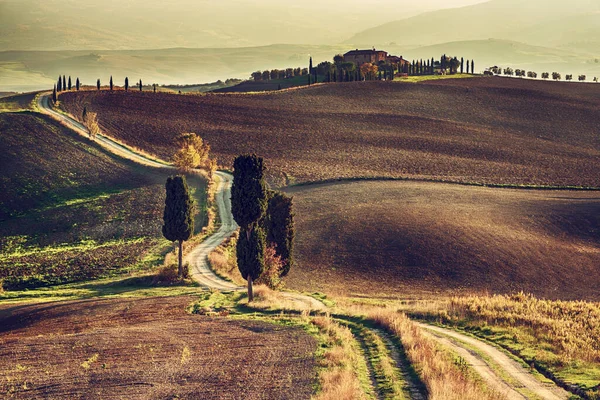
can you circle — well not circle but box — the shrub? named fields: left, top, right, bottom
left=255, top=245, right=283, bottom=289
left=154, top=262, right=190, bottom=284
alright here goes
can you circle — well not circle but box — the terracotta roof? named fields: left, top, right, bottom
left=344, top=49, right=387, bottom=56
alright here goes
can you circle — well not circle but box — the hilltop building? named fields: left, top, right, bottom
left=344, top=49, right=388, bottom=65
left=343, top=49, right=409, bottom=70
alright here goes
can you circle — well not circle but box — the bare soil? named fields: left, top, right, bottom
left=0, top=296, right=317, bottom=399
left=284, top=180, right=600, bottom=300
left=59, top=77, right=600, bottom=187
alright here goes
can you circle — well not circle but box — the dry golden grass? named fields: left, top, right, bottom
left=410, top=293, right=600, bottom=365
left=311, top=315, right=364, bottom=400
left=368, top=308, right=505, bottom=400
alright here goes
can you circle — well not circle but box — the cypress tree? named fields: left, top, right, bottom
left=162, top=176, right=195, bottom=278
left=460, top=57, right=464, bottom=74
left=110, top=76, right=113, bottom=91
left=265, top=192, right=295, bottom=277
left=431, top=57, right=435, bottom=74
left=309, top=56, right=313, bottom=76
left=471, top=60, right=475, bottom=74
left=97, top=79, right=100, bottom=91
left=236, top=223, right=265, bottom=301
left=232, top=154, right=269, bottom=301
left=52, top=84, right=57, bottom=102
left=153, top=84, right=156, bottom=93
left=76, top=78, right=80, bottom=91
left=68, top=76, right=72, bottom=90
left=57, top=76, right=62, bottom=92
left=139, top=79, right=143, bottom=91
left=125, top=77, right=129, bottom=91
left=63, top=75, right=66, bottom=90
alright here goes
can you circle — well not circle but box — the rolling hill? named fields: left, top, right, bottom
left=0, top=111, right=206, bottom=289
left=59, top=77, right=600, bottom=188
left=0, top=0, right=484, bottom=51
left=396, top=39, right=600, bottom=77
left=55, top=77, right=600, bottom=300
left=284, top=180, right=600, bottom=300
left=0, top=45, right=347, bottom=92
left=347, top=0, right=600, bottom=52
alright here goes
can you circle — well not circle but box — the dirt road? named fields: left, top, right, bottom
left=417, top=323, right=570, bottom=400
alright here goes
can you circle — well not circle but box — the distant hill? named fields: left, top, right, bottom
left=398, top=39, right=600, bottom=77
left=0, top=45, right=347, bottom=92
left=0, top=0, right=479, bottom=51
left=346, top=0, right=600, bottom=53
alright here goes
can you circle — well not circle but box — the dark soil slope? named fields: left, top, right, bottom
left=0, top=112, right=206, bottom=289
left=60, top=77, right=600, bottom=187
left=285, top=180, right=600, bottom=301
left=0, top=296, right=316, bottom=399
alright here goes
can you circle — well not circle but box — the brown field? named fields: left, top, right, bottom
left=284, top=180, right=600, bottom=300
left=0, top=112, right=207, bottom=289
left=0, top=296, right=317, bottom=399
left=59, top=77, right=600, bottom=187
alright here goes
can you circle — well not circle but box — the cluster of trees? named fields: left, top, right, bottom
left=172, top=133, right=217, bottom=177
left=407, top=55, right=475, bottom=76
left=232, top=154, right=294, bottom=301
left=251, top=67, right=309, bottom=81
left=490, top=66, right=596, bottom=82
left=53, top=75, right=80, bottom=102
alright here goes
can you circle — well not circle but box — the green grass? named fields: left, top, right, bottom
left=394, top=73, right=478, bottom=83
left=0, top=273, right=206, bottom=305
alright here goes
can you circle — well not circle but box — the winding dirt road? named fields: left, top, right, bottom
left=417, top=323, right=569, bottom=400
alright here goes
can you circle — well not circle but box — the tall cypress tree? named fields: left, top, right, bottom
left=97, top=79, right=100, bottom=91
left=125, top=77, right=129, bottom=91
left=76, top=78, right=80, bottom=91
left=139, top=79, right=143, bottom=91
left=63, top=75, right=66, bottom=90
left=57, top=76, right=62, bottom=92
left=68, top=76, right=72, bottom=90
left=110, top=76, right=113, bottom=91
left=471, top=60, right=475, bottom=74
left=232, top=154, right=268, bottom=301
left=52, top=84, right=57, bottom=102
left=466, top=60, right=470, bottom=74
left=460, top=58, right=464, bottom=74
left=162, top=176, right=195, bottom=278
left=265, top=192, right=295, bottom=277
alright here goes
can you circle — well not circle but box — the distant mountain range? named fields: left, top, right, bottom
left=346, top=0, right=600, bottom=54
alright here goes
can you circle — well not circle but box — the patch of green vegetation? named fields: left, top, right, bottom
left=0, top=274, right=205, bottom=305
left=394, top=73, right=479, bottom=83
left=0, top=237, right=145, bottom=260
left=306, top=292, right=336, bottom=307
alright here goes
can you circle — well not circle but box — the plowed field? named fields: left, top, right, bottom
left=0, top=296, right=317, bottom=399
left=59, top=77, right=600, bottom=187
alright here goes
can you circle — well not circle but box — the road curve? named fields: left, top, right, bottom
left=417, top=323, right=569, bottom=400
left=185, top=171, right=242, bottom=291
left=37, top=92, right=170, bottom=169
left=36, top=92, right=325, bottom=311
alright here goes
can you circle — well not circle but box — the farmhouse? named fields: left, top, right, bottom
left=344, top=49, right=388, bottom=65
left=344, top=49, right=410, bottom=70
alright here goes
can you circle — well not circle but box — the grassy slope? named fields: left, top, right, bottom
left=0, top=112, right=207, bottom=289
left=284, top=180, right=600, bottom=301
left=60, top=77, right=600, bottom=188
